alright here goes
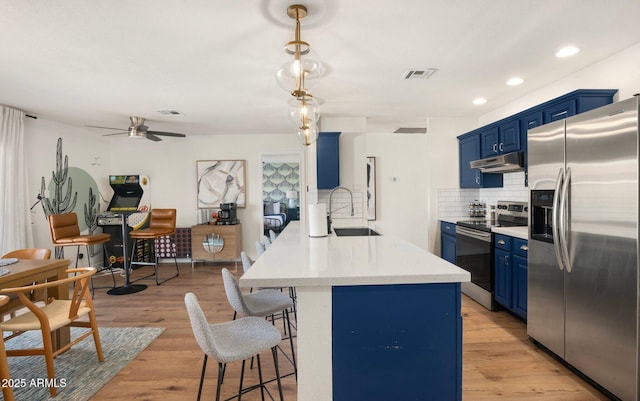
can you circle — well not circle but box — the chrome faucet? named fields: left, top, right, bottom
left=327, top=186, right=354, bottom=233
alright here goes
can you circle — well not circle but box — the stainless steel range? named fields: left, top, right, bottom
left=455, top=200, right=528, bottom=310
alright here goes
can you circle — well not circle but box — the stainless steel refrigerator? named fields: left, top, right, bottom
left=528, top=95, right=638, bottom=401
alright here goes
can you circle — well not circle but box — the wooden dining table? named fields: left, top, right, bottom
left=0, top=258, right=71, bottom=349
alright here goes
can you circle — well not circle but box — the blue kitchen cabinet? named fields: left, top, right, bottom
left=494, top=234, right=528, bottom=320
left=458, top=89, right=617, bottom=189
left=480, top=120, right=520, bottom=158
left=440, top=221, right=456, bottom=264
left=459, top=133, right=503, bottom=188
left=317, top=132, right=340, bottom=189
left=512, top=239, right=529, bottom=319
left=494, top=235, right=513, bottom=308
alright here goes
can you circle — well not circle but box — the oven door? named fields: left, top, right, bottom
left=455, top=226, right=493, bottom=292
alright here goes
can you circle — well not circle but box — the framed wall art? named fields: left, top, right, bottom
left=196, top=160, right=246, bottom=209
left=366, top=156, right=376, bottom=220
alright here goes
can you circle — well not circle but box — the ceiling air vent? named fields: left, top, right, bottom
left=394, top=127, right=427, bottom=134
left=403, top=68, right=437, bottom=80
left=157, top=109, right=182, bottom=116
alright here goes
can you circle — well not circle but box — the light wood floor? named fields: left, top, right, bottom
left=87, top=263, right=610, bottom=401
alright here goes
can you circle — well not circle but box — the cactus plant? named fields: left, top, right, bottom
left=40, top=138, right=78, bottom=258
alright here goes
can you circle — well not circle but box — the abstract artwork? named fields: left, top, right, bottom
left=197, top=160, right=246, bottom=208
left=366, top=156, right=376, bottom=220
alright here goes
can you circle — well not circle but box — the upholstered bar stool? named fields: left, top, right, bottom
left=184, top=292, right=284, bottom=401
left=48, top=213, right=115, bottom=295
left=222, top=268, right=297, bottom=379
left=129, top=208, right=179, bottom=285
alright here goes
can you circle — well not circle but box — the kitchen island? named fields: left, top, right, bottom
left=240, top=221, right=470, bottom=401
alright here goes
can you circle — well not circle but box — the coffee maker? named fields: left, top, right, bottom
left=217, top=203, right=238, bottom=225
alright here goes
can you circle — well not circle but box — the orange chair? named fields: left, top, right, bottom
left=47, top=213, right=116, bottom=294
left=129, top=209, right=179, bottom=285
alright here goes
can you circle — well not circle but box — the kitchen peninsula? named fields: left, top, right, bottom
left=240, top=222, right=470, bottom=401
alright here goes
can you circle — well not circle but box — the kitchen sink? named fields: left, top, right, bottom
left=333, top=227, right=380, bottom=236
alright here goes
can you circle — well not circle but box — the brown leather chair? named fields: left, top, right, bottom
left=129, top=208, right=179, bottom=285
left=47, top=213, right=115, bottom=294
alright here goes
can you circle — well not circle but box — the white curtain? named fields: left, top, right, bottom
left=0, top=105, right=32, bottom=255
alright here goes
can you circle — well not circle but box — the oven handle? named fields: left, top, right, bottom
left=455, top=226, right=492, bottom=242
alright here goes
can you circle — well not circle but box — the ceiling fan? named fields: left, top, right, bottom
left=87, top=116, right=186, bottom=142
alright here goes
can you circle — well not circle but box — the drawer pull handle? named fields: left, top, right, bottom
left=497, top=239, right=506, bottom=245
left=520, top=245, right=529, bottom=251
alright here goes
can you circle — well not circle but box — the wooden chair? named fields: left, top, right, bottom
left=129, top=208, right=179, bottom=285
left=1, top=248, right=53, bottom=320
left=2, top=248, right=51, bottom=260
left=0, top=267, right=103, bottom=398
left=47, top=213, right=116, bottom=294
left=0, top=295, right=14, bottom=401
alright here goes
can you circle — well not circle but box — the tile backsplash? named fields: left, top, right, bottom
left=438, top=171, right=528, bottom=219
left=318, top=190, right=364, bottom=220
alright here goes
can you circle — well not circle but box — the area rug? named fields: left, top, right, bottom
left=2, top=326, right=165, bottom=401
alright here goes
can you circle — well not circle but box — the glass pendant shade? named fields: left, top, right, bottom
left=275, top=46, right=324, bottom=94
left=296, top=122, right=318, bottom=146
left=288, top=96, right=320, bottom=126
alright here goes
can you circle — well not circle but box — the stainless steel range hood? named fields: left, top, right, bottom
left=469, top=151, right=524, bottom=173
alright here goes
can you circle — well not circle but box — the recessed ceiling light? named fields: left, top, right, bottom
left=556, top=46, right=580, bottom=58
left=506, top=77, right=524, bottom=86
left=473, top=98, right=487, bottom=105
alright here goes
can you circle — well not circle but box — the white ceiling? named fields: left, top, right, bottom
left=2, top=0, right=640, bottom=137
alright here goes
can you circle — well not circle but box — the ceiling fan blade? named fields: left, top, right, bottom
left=102, top=131, right=128, bottom=136
left=86, top=124, right=126, bottom=131
left=147, top=130, right=186, bottom=138
left=145, top=133, right=162, bottom=142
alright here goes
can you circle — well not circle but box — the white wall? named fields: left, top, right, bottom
left=106, top=133, right=302, bottom=258
left=24, top=120, right=302, bottom=261
left=364, top=133, right=429, bottom=249
left=24, top=117, right=112, bottom=266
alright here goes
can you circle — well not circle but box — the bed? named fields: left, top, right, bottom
left=263, top=213, right=287, bottom=235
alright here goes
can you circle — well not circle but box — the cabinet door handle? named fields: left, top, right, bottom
left=445, top=226, right=451, bottom=230
left=520, top=245, right=528, bottom=251
left=497, top=239, right=506, bottom=245
left=499, top=143, right=504, bottom=152
left=493, top=143, right=498, bottom=153
left=505, top=255, right=510, bottom=266
left=475, top=176, right=480, bottom=185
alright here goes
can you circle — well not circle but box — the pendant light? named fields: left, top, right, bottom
left=276, top=4, right=324, bottom=146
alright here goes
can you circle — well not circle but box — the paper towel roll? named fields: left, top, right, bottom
left=308, top=204, right=328, bottom=237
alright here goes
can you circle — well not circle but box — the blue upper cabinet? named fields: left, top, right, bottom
left=459, top=133, right=503, bottom=188
left=457, top=89, right=617, bottom=189
left=480, top=121, right=520, bottom=158
left=317, top=132, right=341, bottom=189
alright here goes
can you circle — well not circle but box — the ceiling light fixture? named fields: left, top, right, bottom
left=276, top=4, right=325, bottom=146
left=473, top=98, right=487, bottom=105
left=556, top=46, right=580, bottom=58
left=506, top=77, right=524, bottom=86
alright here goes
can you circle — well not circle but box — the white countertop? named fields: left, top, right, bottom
left=240, top=222, right=470, bottom=288
left=492, top=226, right=528, bottom=240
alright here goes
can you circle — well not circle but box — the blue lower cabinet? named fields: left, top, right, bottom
left=494, top=235, right=528, bottom=320
left=440, top=221, right=456, bottom=264
left=332, top=283, right=462, bottom=401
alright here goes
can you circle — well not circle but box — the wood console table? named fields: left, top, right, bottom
left=191, top=224, right=241, bottom=269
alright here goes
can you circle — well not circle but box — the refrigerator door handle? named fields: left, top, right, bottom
left=552, top=168, right=565, bottom=271
left=559, top=167, right=572, bottom=272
